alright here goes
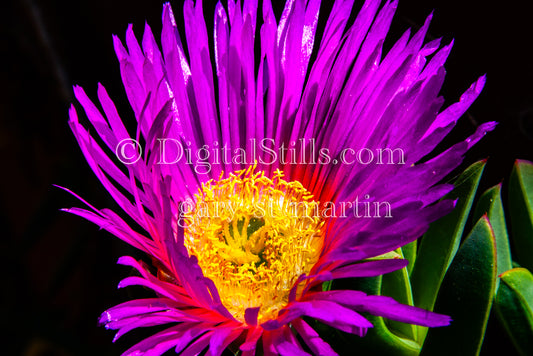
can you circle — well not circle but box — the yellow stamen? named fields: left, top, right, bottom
left=183, top=166, right=323, bottom=323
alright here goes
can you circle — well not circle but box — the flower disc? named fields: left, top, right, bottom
left=184, top=166, right=324, bottom=323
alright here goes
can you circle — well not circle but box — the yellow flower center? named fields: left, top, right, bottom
left=183, top=166, right=324, bottom=324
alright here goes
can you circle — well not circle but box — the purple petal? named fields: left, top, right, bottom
left=311, top=290, right=451, bottom=327
left=292, top=319, right=338, bottom=356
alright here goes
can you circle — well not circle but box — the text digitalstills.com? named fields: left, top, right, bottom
left=115, top=138, right=402, bottom=222
left=116, top=138, right=406, bottom=174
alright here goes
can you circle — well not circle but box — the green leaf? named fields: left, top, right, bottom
left=402, top=241, right=417, bottom=276
left=495, top=268, right=533, bottom=356
left=365, top=250, right=403, bottom=261
left=473, top=184, right=512, bottom=291
left=420, top=216, right=497, bottom=356
left=381, top=249, right=417, bottom=341
left=322, top=280, right=333, bottom=292
left=410, top=160, right=486, bottom=340
left=509, top=159, right=533, bottom=272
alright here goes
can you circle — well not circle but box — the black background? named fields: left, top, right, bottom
left=2, top=0, right=532, bottom=355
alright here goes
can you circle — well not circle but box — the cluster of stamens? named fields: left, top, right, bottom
left=182, top=166, right=323, bottom=323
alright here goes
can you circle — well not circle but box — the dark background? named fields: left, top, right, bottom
left=2, top=0, right=532, bottom=355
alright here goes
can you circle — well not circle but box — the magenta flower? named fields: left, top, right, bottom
left=64, top=0, right=496, bottom=355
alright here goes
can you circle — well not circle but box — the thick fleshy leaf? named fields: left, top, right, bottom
left=473, top=183, right=512, bottom=291
left=381, top=248, right=417, bottom=341
left=508, top=159, right=533, bottom=272
left=421, top=216, right=497, bottom=356
left=410, top=160, right=486, bottom=328
left=495, top=267, right=533, bottom=356
left=402, top=240, right=416, bottom=276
